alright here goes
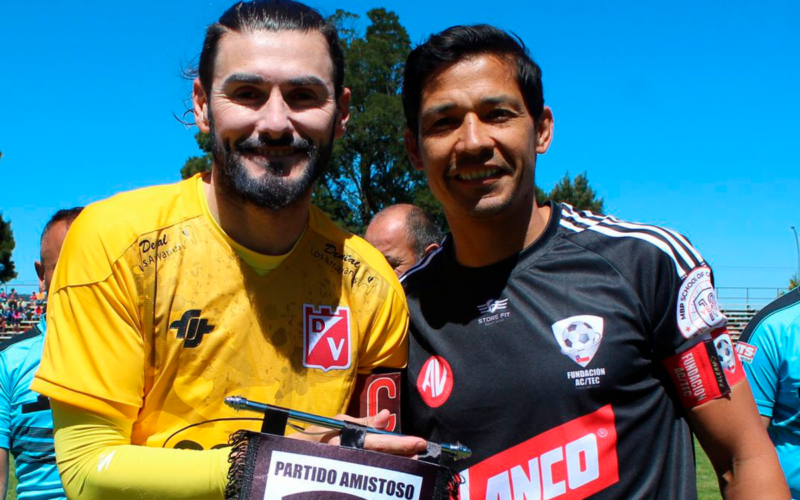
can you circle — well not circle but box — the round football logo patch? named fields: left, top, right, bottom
left=417, top=356, right=454, bottom=408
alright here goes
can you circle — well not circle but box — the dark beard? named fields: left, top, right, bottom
left=210, top=116, right=334, bottom=212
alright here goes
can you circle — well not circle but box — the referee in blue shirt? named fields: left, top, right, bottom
left=0, top=208, right=82, bottom=500
left=740, top=286, right=800, bottom=499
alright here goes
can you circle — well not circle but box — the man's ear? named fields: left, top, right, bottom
left=35, top=261, right=45, bottom=293
left=423, top=243, right=440, bottom=257
left=535, top=106, right=554, bottom=154
left=193, top=78, right=211, bottom=133
left=404, top=129, right=424, bottom=171
left=334, top=87, right=351, bottom=139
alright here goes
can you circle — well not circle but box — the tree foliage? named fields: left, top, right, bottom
left=790, top=274, right=799, bottom=291
left=313, top=9, right=441, bottom=233
left=537, top=172, right=604, bottom=212
left=180, top=132, right=212, bottom=180
left=0, top=213, right=17, bottom=284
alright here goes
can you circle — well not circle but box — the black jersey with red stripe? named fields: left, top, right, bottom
left=401, top=202, right=728, bottom=500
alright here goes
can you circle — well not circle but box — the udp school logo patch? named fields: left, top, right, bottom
left=677, top=266, right=725, bottom=339
left=303, top=305, right=352, bottom=372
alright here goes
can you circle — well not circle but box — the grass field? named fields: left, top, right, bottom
left=4, top=440, right=723, bottom=500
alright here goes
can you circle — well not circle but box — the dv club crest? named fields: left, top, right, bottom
left=303, top=305, right=352, bottom=372
left=551, top=315, right=605, bottom=367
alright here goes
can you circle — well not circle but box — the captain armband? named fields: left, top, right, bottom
left=663, top=337, right=730, bottom=409
left=663, top=327, right=746, bottom=409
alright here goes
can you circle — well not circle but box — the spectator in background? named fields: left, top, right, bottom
left=364, top=204, right=443, bottom=277
left=739, top=286, right=800, bottom=498
left=0, top=207, right=83, bottom=500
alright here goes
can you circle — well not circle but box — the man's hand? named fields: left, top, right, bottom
left=287, top=410, right=427, bottom=458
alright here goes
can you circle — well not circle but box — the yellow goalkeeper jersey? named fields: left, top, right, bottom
left=32, top=174, right=408, bottom=451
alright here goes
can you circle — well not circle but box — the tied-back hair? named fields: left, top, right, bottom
left=194, top=0, right=344, bottom=99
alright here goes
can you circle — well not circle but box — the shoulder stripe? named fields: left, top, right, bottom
left=566, top=206, right=702, bottom=267
left=659, top=226, right=704, bottom=263
left=400, top=237, right=447, bottom=284
left=0, top=327, right=42, bottom=353
left=559, top=203, right=703, bottom=277
left=738, top=288, right=800, bottom=343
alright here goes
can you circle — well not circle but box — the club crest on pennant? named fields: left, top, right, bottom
left=551, top=315, right=605, bottom=367
left=303, top=304, right=352, bottom=372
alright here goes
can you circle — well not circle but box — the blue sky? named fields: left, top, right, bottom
left=1, top=0, right=798, bottom=305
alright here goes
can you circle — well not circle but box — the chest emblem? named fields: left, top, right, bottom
left=477, top=297, right=512, bottom=326
left=551, top=315, right=605, bottom=368
left=303, top=305, right=352, bottom=372
left=478, top=298, right=508, bottom=314
left=170, top=309, right=215, bottom=348
left=417, top=356, right=454, bottom=408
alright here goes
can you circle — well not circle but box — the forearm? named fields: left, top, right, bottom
left=0, top=448, right=8, bottom=499
left=689, top=381, right=789, bottom=500
left=715, top=452, right=788, bottom=500
left=52, top=401, right=229, bottom=500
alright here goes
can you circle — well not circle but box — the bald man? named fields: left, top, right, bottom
left=365, top=204, right=443, bottom=277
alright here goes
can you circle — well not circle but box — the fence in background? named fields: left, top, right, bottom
left=718, top=287, right=787, bottom=340
left=0, top=282, right=39, bottom=297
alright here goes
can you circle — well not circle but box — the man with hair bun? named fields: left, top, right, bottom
left=31, top=2, right=423, bottom=499
left=400, top=23, right=788, bottom=499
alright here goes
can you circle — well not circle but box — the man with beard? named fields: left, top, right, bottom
left=30, top=2, right=422, bottom=499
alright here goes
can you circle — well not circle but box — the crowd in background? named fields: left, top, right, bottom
left=0, top=289, right=45, bottom=333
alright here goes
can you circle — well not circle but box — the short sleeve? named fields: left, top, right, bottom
left=0, top=355, right=12, bottom=449
left=32, top=260, right=143, bottom=422
left=741, top=323, right=781, bottom=418
left=356, top=285, right=409, bottom=375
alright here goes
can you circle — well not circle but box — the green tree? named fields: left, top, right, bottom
left=180, top=132, right=212, bottom=179
left=538, top=172, right=604, bottom=212
left=0, top=213, right=17, bottom=283
left=313, top=8, right=440, bottom=233
left=790, top=274, right=799, bottom=291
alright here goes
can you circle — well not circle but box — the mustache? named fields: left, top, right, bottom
left=454, top=149, right=494, bottom=167
left=235, top=135, right=313, bottom=152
